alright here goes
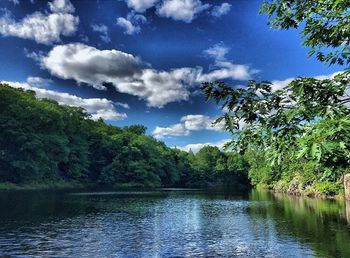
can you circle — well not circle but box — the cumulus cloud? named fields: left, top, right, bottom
left=157, top=0, right=210, bottom=23
left=91, top=23, right=110, bottom=43
left=40, top=43, right=253, bottom=107
left=211, top=3, right=231, bottom=17
left=153, top=114, right=224, bottom=139
left=1, top=78, right=127, bottom=121
left=117, top=11, right=147, bottom=35
left=41, top=43, right=144, bottom=90
left=123, top=0, right=159, bottom=12
left=177, top=139, right=231, bottom=153
left=0, top=0, right=78, bottom=44
left=121, top=0, right=232, bottom=23
left=116, top=17, right=138, bottom=35
left=202, top=44, right=254, bottom=81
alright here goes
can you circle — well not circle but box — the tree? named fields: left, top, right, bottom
left=200, top=0, right=350, bottom=195
left=261, top=0, right=350, bottom=66
left=202, top=71, right=350, bottom=192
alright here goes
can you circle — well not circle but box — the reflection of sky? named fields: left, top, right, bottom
left=0, top=191, right=323, bottom=257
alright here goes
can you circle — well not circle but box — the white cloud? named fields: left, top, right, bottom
left=157, top=0, right=210, bottom=23
left=0, top=0, right=78, bottom=44
left=116, top=17, right=140, bottom=35
left=117, top=11, right=147, bottom=35
left=181, top=114, right=223, bottom=131
left=123, top=0, right=159, bottom=12
left=211, top=3, right=231, bottom=17
left=153, top=114, right=224, bottom=139
left=24, top=48, right=44, bottom=62
left=41, top=43, right=253, bottom=107
left=177, top=139, right=231, bottom=153
left=1, top=78, right=127, bottom=121
left=199, top=62, right=252, bottom=82
left=91, top=23, right=110, bottom=43
left=48, top=0, right=75, bottom=13
left=270, top=77, right=294, bottom=92
left=26, top=76, right=53, bottom=87
left=271, top=71, right=342, bottom=92
left=202, top=44, right=254, bottom=81
left=115, top=102, right=130, bottom=109
left=122, top=0, right=230, bottom=22
left=153, top=123, right=189, bottom=139
left=204, top=44, right=229, bottom=61
left=41, top=43, right=143, bottom=90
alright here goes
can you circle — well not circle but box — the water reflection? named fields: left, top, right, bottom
left=249, top=190, right=350, bottom=258
left=0, top=189, right=349, bottom=257
left=346, top=201, right=350, bottom=224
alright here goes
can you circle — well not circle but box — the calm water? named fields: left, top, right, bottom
left=0, top=189, right=349, bottom=258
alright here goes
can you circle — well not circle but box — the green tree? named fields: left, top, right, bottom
left=261, top=0, right=350, bottom=66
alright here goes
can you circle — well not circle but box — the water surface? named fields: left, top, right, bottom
left=0, top=189, right=349, bottom=257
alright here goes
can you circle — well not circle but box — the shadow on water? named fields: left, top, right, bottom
left=249, top=190, right=350, bottom=258
left=0, top=189, right=171, bottom=223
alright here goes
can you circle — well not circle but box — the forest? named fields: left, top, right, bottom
left=0, top=84, right=249, bottom=190
left=1, top=0, right=350, bottom=197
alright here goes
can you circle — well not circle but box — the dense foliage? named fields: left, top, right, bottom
left=203, top=72, right=350, bottom=195
left=0, top=84, right=249, bottom=190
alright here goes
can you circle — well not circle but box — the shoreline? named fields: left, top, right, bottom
left=0, top=181, right=345, bottom=201
left=255, top=185, right=344, bottom=201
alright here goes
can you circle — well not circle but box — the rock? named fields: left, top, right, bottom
left=274, top=180, right=287, bottom=193
left=287, top=177, right=302, bottom=196
left=344, top=174, right=350, bottom=201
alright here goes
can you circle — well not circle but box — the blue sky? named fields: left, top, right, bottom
left=0, top=0, right=342, bottom=151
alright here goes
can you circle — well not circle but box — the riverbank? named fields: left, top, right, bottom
left=256, top=176, right=345, bottom=200
left=0, top=176, right=345, bottom=202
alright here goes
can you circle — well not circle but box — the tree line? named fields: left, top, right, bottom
left=0, top=84, right=249, bottom=190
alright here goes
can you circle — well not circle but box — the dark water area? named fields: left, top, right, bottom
left=0, top=189, right=349, bottom=257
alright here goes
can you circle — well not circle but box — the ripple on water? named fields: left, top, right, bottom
left=0, top=190, right=347, bottom=257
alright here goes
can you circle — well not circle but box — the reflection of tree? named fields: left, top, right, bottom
left=0, top=190, right=169, bottom=226
left=249, top=190, right=350, bottom=258
left=346, top=201, right=350, bottom=225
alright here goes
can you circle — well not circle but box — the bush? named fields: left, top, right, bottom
left=315, top=182, right=342, bottom=196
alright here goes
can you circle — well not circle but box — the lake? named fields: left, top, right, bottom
left=0, top=189, right=349, bottom=257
